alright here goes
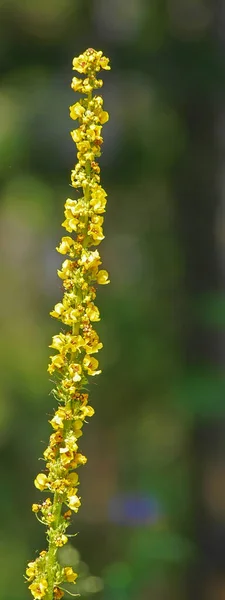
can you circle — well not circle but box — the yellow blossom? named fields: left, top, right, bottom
left=67, top=472, right=79, bottom=486
left=64, top=433, right=80, bottom=451
left=64, top=567, right=78, bottom=583
left=68, top=363, right=82, bottom=382
left=56, top=236, right=75, bottom=255
left=71, top=76, right=84, bottom=92
left=86, top=303, right=100, bottom=322
left=90, top=187, right=107, bottom=213
left=70, top=102, right=85, bottom=120
left=83, top=355, right=101, bottom=376
left=26, top=561, right=37, bottom=581
left=34, top=473, right=48, bottom=491
left=99, top=56, right=111, bottom=70
left=49, top=333, right=67, bottom=352
left=99, top=110, right=109, bottom=124
left=80, top=405, right=95, bottom=418
left=79, top=249, right=101, bottom=271
left=49, top=407, right=68, bottom=430
left=75, top=453, right=88, bottom=465
left=32, top=503, right=40, bottom=513
left=73, top=420, right=83, bottom=439
left=84, top=330, right=103, bottom=354
left=48, top=354, right=65, bottom=374
left=57, top=259, right=75, bottom=280
left=43, top=446, right=56, bottom=461
left=29, top=580, right=48, bottom=599
left=50, top=302, right=65, bottom=319
left=97, top=269, right=110, bottom=284
left=55, top=534, right=68, bottom=547
left=88, top=222, right=104, bottom=244
left=67, top=493, right=81, bottom=512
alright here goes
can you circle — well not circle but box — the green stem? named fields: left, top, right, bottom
left=46, top=492, right=62, bottom=600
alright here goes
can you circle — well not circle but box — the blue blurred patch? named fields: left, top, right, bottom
left=108, top=493, right=162, bottom=524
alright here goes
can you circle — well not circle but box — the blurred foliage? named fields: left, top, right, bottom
left=1, top=1, right=225, bottom=599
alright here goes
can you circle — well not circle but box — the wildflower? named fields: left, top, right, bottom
left=67, top=493, right=81, bottom=512
left=32, top=503, right=40, bottom=513
left=56, top=237, right=75, bottom=255
left=55, top=534, right=68, bottom=547
left=83, top=355, right=101, bottom=376
left=97, top=269, right=110, bottom=284
left=26, top=562, right=37, bottom=581
left=34, top=473, right=48, bottom=491
left=28, top=580, right=48, bottom=599
left=64, top=567, right=78, bottom=583
left=26, top=48, right=110, bottom=600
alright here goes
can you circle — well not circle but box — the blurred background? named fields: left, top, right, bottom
left=1, top=0, right=225, bottom=599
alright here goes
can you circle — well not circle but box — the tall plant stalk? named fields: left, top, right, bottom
left=25, top=48, right=110, bottom=600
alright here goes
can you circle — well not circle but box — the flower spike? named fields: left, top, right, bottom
left=26, top=48, right=110, bottom=600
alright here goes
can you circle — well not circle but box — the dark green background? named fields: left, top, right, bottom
left=1, top=1, right=225, bottom=599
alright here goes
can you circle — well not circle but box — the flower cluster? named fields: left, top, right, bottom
left=26, top=48, right=110, bottom=600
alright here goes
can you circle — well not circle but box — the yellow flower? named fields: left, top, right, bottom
left=50, top=477, right=70, bottom=493
left=99, top=56, right=111, bottom=70
left=79, top=249, right=102, bottom=272
left=99, top=110, right=109, bottom=124
left=70, top=102, right=85, bottom=120
left=29, top=580, right=48, bottom=599
left=49, top=333, right=66, bottom=352
left=77, top=140, right=91, bottom=154
left=50, top=431, right=63, bottom=446
left=80, top=405, right=95, bottom=418
left=50, top=303, right=65, bottom=319
left=61, top=219, right=79, bottom=233
left=84, top=330, right=103, bottom=354
left=55, top=534, right=68, bottom=547
left=83, top=355, right=101, bottom=376
left=59, top=449, right=77, bottom=468
left=64, top=567, right=78, bottom=583
left=34, top=473, right=48, bottom=491
left=90, top=198, right=106, bottom=215
left=97, top=269, right=110, bottom=284
left=71, top=76, right=83, bottom=92
left=68, top=363, right=82, bottom=382
left=57, top=259, right=74, bottom=280
left=67, top=493, right=81, bottom=512
left=88, top=222, right=104, bottom=244
left=67, top=472, right=79, bottom=486
left=72, top=55, right=87, bottom=73
left=49, top=407, right=73, bottom=430
left=48, top=354, right=65, bottom=374
left=73, top=419, right=83, bottom=438
left=26, top=561, right=37, bottom=581
left=82, top=78, right=97, bottom=93
left=43, top=446, right=56, bottom=461
left=56, top=236, right=74, bottom=255
left=70, top=128, right=83, bottom=143
left=64, top=433, right=80, bottom=451
left=65, top=197, right=86, bottom=216
left=86, top=303, right=100, bottom=322
left=32, top=503, right=40, bottom=513
left=75, top=453, right=88, bottom=465
left=61, top=379, right=77, bottom=396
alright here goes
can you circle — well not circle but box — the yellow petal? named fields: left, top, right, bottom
left=97, top=269, right=110, bottom=284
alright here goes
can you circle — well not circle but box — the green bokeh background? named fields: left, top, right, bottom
left=1, top=1, right=225, bottom=599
